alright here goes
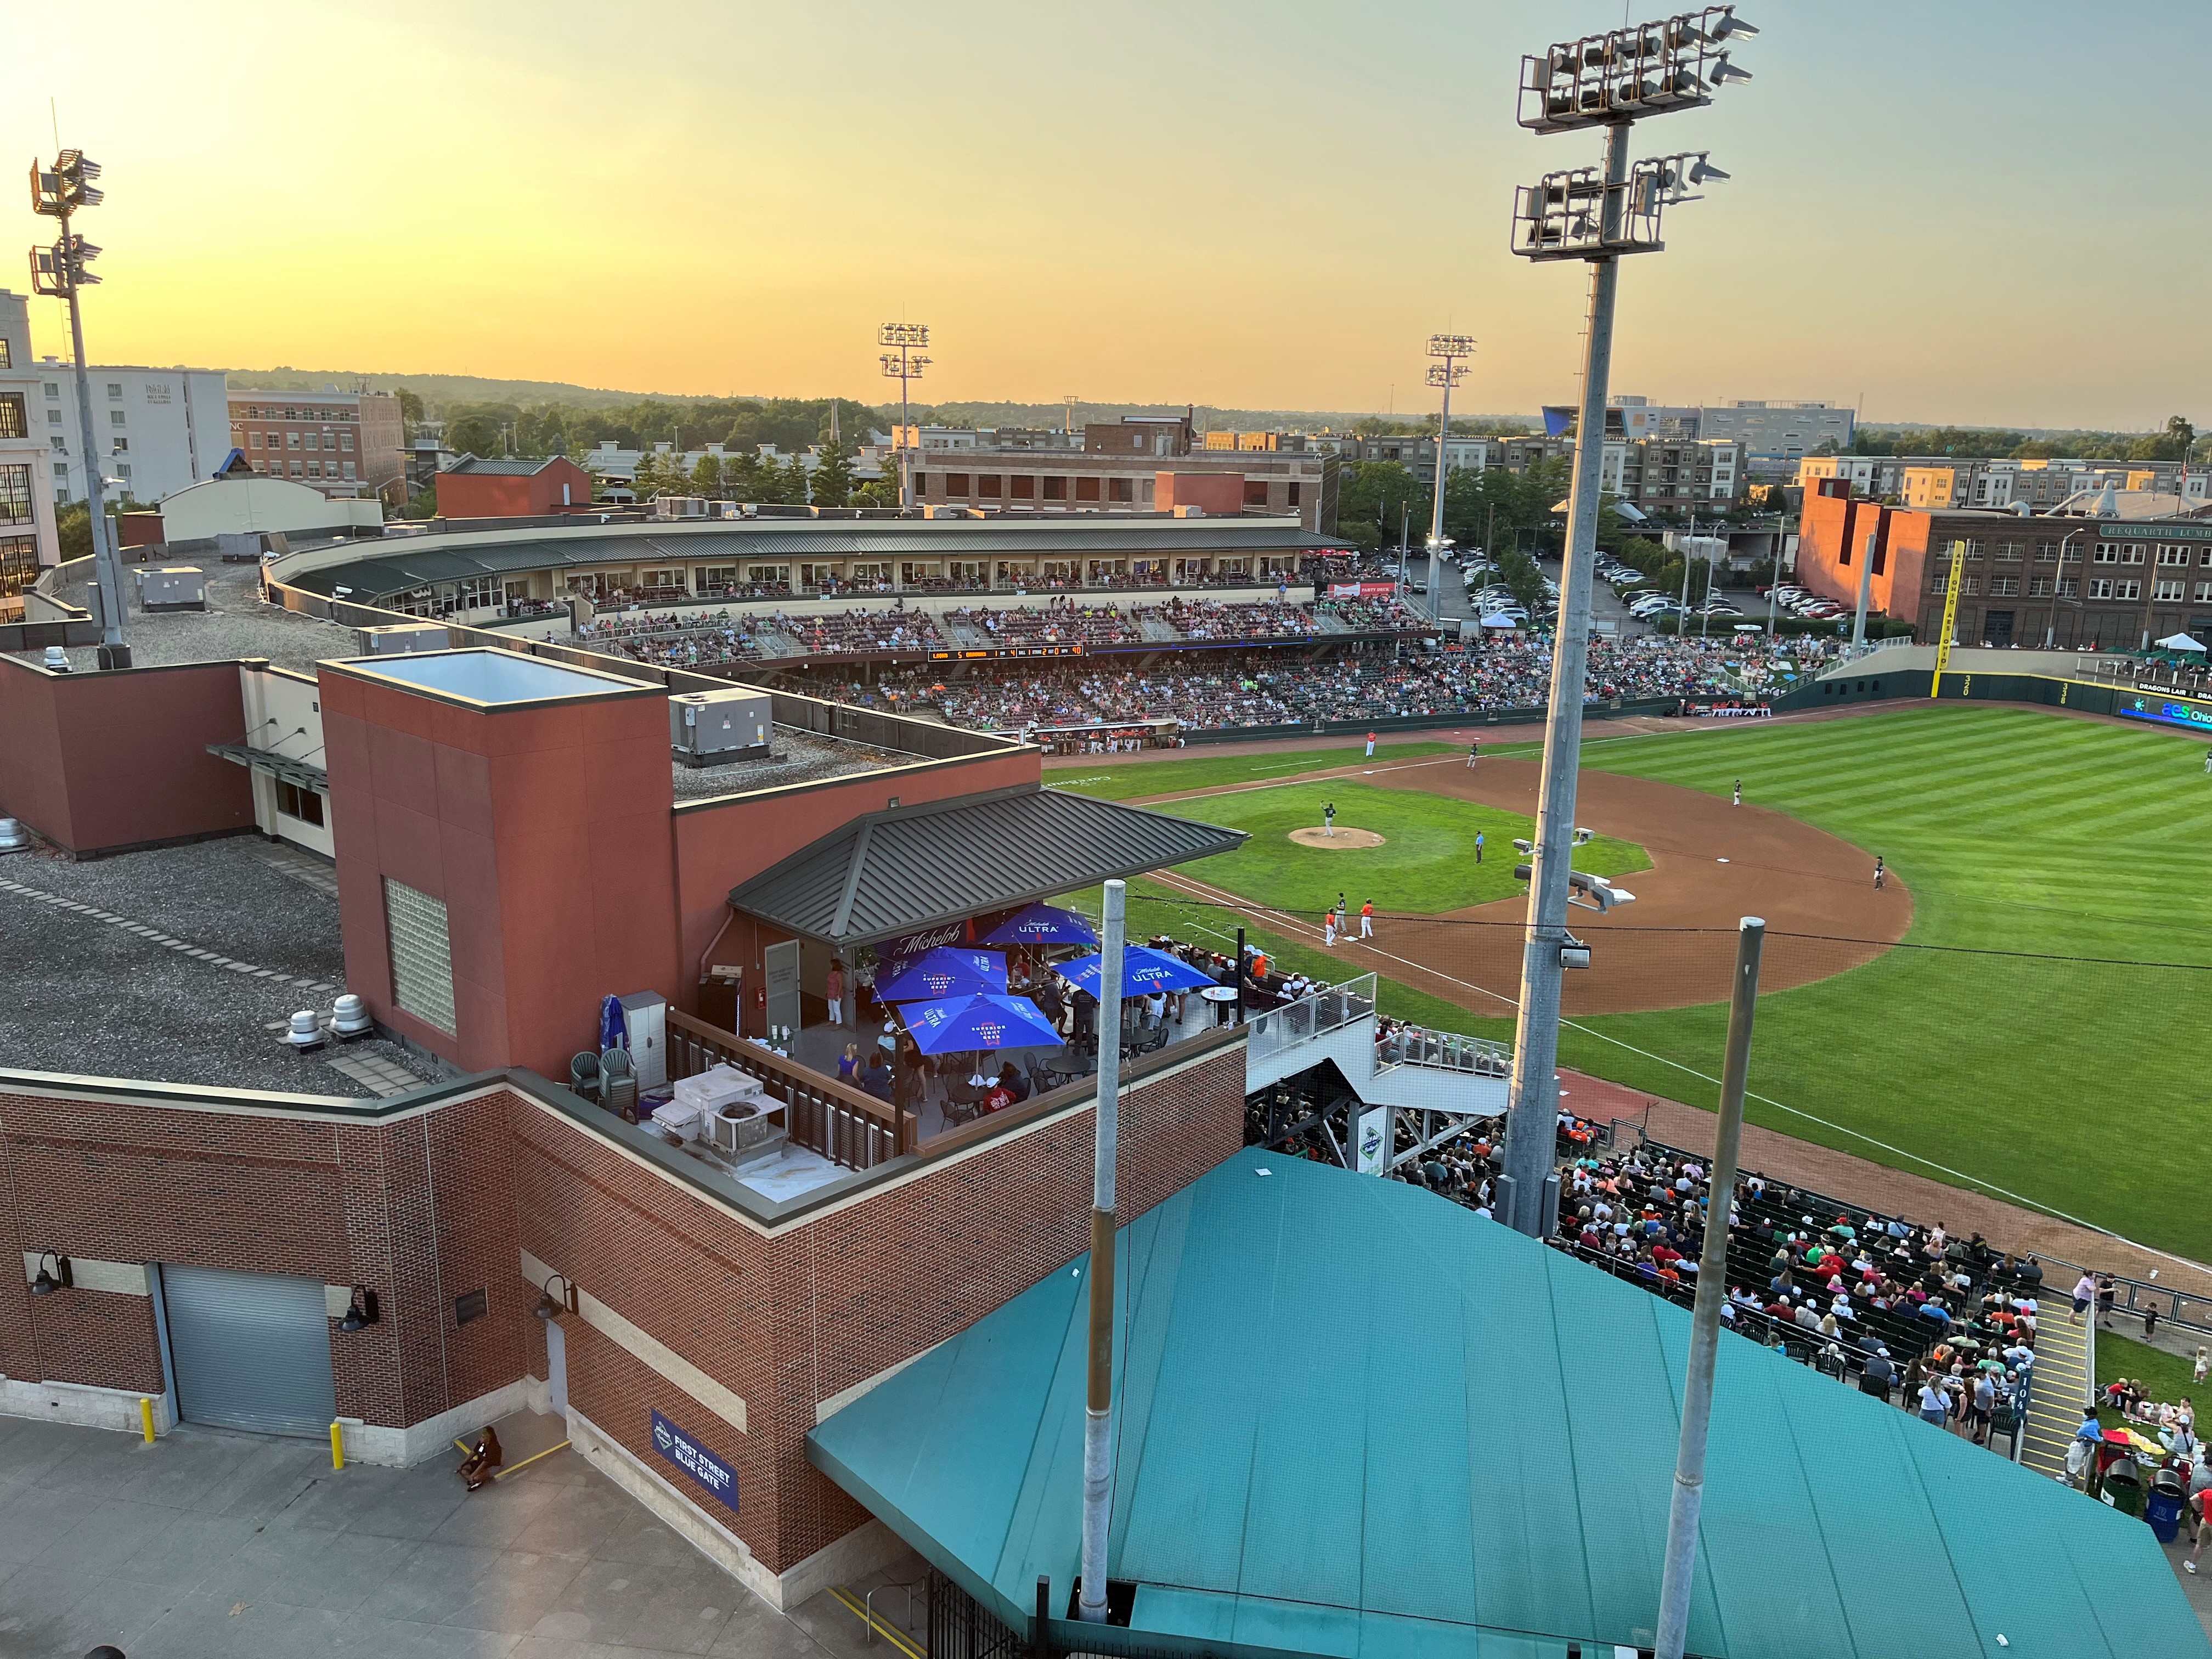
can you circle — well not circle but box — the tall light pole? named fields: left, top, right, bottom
left=878, top=323, right=930, bottom=511
left=1426, top=335, right=1474, bottom=565
left=1496, top=7, right=1756, bottom=1242
left=1077, top=878, right=1128, bottom=1625
left=29, top=148, right=128, bottom=669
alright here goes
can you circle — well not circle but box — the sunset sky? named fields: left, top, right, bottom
left=6, top=1, right=2204, bottom=428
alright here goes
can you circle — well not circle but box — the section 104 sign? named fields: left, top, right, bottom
left=651, top=1408, right=738, bottom=1513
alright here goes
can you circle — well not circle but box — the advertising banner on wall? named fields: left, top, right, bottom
left=651, top=1409, right=739, bottom=1513
left=1354, top=1105, right=1391, bottom=1175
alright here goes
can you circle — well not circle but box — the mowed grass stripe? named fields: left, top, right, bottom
left=1570, top=703, right=2212, bottom=1258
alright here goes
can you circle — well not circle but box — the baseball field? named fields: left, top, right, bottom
left=1054, top=704, right=2211, bottom=1261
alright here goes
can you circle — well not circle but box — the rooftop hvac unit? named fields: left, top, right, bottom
left=133, top=566, right=207, bottom=612
left=358, top=623, right=450, bottom=654
left=671, top=689, right=773, bottom=768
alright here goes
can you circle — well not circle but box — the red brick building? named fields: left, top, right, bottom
left=434, top=454, right=597, bottom=520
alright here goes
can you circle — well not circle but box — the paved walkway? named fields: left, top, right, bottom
left=0, top=1408, right=924, bottom=1659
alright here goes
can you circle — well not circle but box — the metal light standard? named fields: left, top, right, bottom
left=878, top=324, right=930, bottom=511
left=29, top=148, right=128, bottom=669
left=1496, top=7, right=1756, bottom=1244
left=1426, top=335, right=1474, bottom=568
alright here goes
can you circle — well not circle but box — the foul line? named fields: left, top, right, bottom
left=1142, top=870, right=2212, bottom=1279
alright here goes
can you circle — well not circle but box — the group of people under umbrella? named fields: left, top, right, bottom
left=845, top=900, right=1220, bottom=1122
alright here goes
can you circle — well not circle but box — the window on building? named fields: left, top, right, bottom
left=109, top=409, right=126, bottom=426
left=2029, top=576, right=2051, bottom=597
left=746, top=564, right=787, bottom=585
left=105, top=382, right=122, bottom=399
left=1244, top=481, right=1269, bottom=506
left=2158, top=544, right=2193, bottom=566
left=1288, top=482, right=1301, bottom=507
left=274, top=780, right=325, bottom=827
left=304, top=432, right=320, bottom=452
left=1009, top=475, right=1034, bottom=499
left=0, top=463, right=31, bottom=527
left=2154, top=579, right=2185, bottom=601
left=0, top=534, right=38, bottom=597
left=2094, top=542, right=2143, bottom=565
left=1042, top=476, right=1067, bottom=500
left=43, top=382, right=58, bottom=400
left=340, top=432, right=354, bottom=453
left=249, top=432, right=262, bottom=449
left=912, top=473, right=927, bottom=495
left=342, top=462, right=356, bottom=481
left=2058, top=577, right=2078, bottom=597
left=943, top=472, right=970, bottom=495
left=695, top=565, right=736, bottom=593
left=1989, top=576, right=2019, bottom=596
left=1075, top=477, right=1101, bottom=501
left=46, top=408, right=60, bottom=425
left=0, top=338, right=8, bottom=368
left=383, top=878, right=456, bottom=1035
left=976, top=474, right=1002, bottom=498
left=287, top=431, right=301, bottom=449
left=1994, top=541, right=2023, bottom=562
left=111, top=438, right=127, bottom=455
left=2196, top=582, right=2212, bottom=602
left=290, top=460, right=304, bottom=477
left=1109, top=477, right=1133, bottom=502
left=850, top=562, right=889, bottom=585
left=0, top=393, right=24, bottom=441
left=306, top=461, right=321, bottom=478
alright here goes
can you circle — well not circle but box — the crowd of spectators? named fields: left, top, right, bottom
left=949, top=598, right=1143, bottom=647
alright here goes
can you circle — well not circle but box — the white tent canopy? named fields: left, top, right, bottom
left=2152, top=633, right=2207, bottom=653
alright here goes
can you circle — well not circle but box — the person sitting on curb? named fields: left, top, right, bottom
left=458, top=1424, right=504, bottom=1491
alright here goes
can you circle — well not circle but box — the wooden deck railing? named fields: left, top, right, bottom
left=667, top=1008, right=916, bottom=1170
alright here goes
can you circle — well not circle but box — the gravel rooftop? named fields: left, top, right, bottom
left=13, top=562, right=361, bottom=676
left=0, top=836, right=446, bottom=1099
left=669, top=724, right=919, bottom=800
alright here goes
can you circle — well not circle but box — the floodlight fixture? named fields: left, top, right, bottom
left=1424, top=334, right=1477, bottom=570
left=1518, top=8, right=1757, bottom=133
left=1427, top=363, right=1465, bottom=388
left=1427, top=334, right=1477, bottom=360
left=878, top=325, right=934, bottom=510
left=877, top=321, right=930, bottom=348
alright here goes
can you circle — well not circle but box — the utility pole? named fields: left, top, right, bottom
left=1496, top=8, right=1754, bottom=1238
left=878, top=324, right=930, bottom=511
left=30, top=148, right=127, bottom=668
left=1077, top=879, right=1127, bottom=1624
left=1426, top=335, right=1474, bottom=565
left=1654, top=916, right=1765, bottom=1659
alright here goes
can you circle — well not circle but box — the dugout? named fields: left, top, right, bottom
left=808, top=1147, right=2207, bottom=1659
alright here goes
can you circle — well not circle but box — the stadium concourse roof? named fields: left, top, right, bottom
left=278, top=517, right=1349, bottom=603
left=808, top=1148, right=2207, bottom=1659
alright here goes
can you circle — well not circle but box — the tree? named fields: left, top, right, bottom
left=809, top=440, right=856, bottom=508
left=396, top=388, right=425, bottom=427
left=690, top=456, right=725, bottom=498
left=1335, top=461, right=1427, bottom=552
left=446, top=413, right=503, bottom=459
left=402, top=486, right=438, bottom=520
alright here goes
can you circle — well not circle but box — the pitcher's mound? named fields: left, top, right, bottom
left=1289, top=827, right=1386, bottom=849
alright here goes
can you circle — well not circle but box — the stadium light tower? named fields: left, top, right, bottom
left=878, top=323, right=930, bottom=511
left=1425, top=335, right=1474, bottom=566
left=29, top=148, right=129, bottom=668
left=1496, top=7, right=1754, bottom=1252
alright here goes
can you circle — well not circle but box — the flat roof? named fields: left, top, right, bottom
left=8, top=560, right=363, bottom=676
left=810, top=1148, right=2208, bottom=1659
left=0, top=837, right=443, bottom=1099
left=333, top=647, right=658, bottom=708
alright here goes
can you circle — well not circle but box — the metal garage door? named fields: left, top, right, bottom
left=161, top=1265, right=337, bottom=1437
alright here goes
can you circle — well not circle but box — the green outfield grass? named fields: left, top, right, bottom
left=1073, top=704, right=2212, bottom=1260
left=1049, top=741, right=1458, bottom=802
left=1534, top=705, right=2212, bottom=1260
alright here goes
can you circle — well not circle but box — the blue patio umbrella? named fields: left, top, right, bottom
left=981, top=902, right=1099, bottom=947
left=1056, top=946, right=1216, bottom=998
left=900, top=992, right=1062, bottom=1056
left=875, top=946, right=1006, bottom=1003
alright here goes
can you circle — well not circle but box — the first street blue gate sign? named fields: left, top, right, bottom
left=651, top=1409, right=738, bottom=1513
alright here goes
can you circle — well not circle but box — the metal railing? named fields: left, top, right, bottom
left=1377, top=1023, right=1510, bottom=1077
left=666, top=1008, right=914, bottom=1171
left=1243, top=973, right=1376, bottom=1068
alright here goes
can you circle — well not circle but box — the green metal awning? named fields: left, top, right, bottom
left=808, top=1148, right=2209, bottom=1659
left=207, top=743, right=328, bottom=794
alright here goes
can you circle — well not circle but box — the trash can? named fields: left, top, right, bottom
left=2102, top=1459, right=2146, bottom=1519
left=2145, top=1472, right=2185, bottom=1542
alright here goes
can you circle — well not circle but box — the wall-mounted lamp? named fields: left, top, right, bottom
left=533, top=1273, right=579, bottom=1321
left=338, top=1284, right=380, bottom=1331
left=29, top=1251, right=73, bottom=1296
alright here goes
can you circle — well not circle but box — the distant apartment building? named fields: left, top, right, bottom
left=34, top=357, right=229, bottom=506
left=1607, top=396, right=1854, bottom=477
left=1796, top=454, right=1905, bottom=499
left=1600, top=438, right=1746, bottom=514
left=1338, top=433, right=1494, bottom=487
left=227, top=388, right=407, bottom=503
left=0, top=291, right=61, bottom=601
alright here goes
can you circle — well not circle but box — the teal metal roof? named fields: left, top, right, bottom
left=807, top=1148, right=2208, bottom=1659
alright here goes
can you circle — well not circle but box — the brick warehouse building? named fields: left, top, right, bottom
left=0, top=578, right=1252, bottom=1609
left=1796, top=478, right=2212, bottom=648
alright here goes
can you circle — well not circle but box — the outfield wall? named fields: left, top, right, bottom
left=1178, top=696, right=1682, bottom=747
left=1781, top=657, right=2212, bottom=737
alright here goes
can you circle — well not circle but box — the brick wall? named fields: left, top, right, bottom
left=2, top=1042, right=1243, bottom=1581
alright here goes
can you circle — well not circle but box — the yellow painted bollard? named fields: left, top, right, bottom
left=330, top=1420, right=345, bottom=1470
left=139, top=1397, right=155, bottom=1444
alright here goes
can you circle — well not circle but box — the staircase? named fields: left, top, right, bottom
left=2019, top=1294, right=2094, bottom=1480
